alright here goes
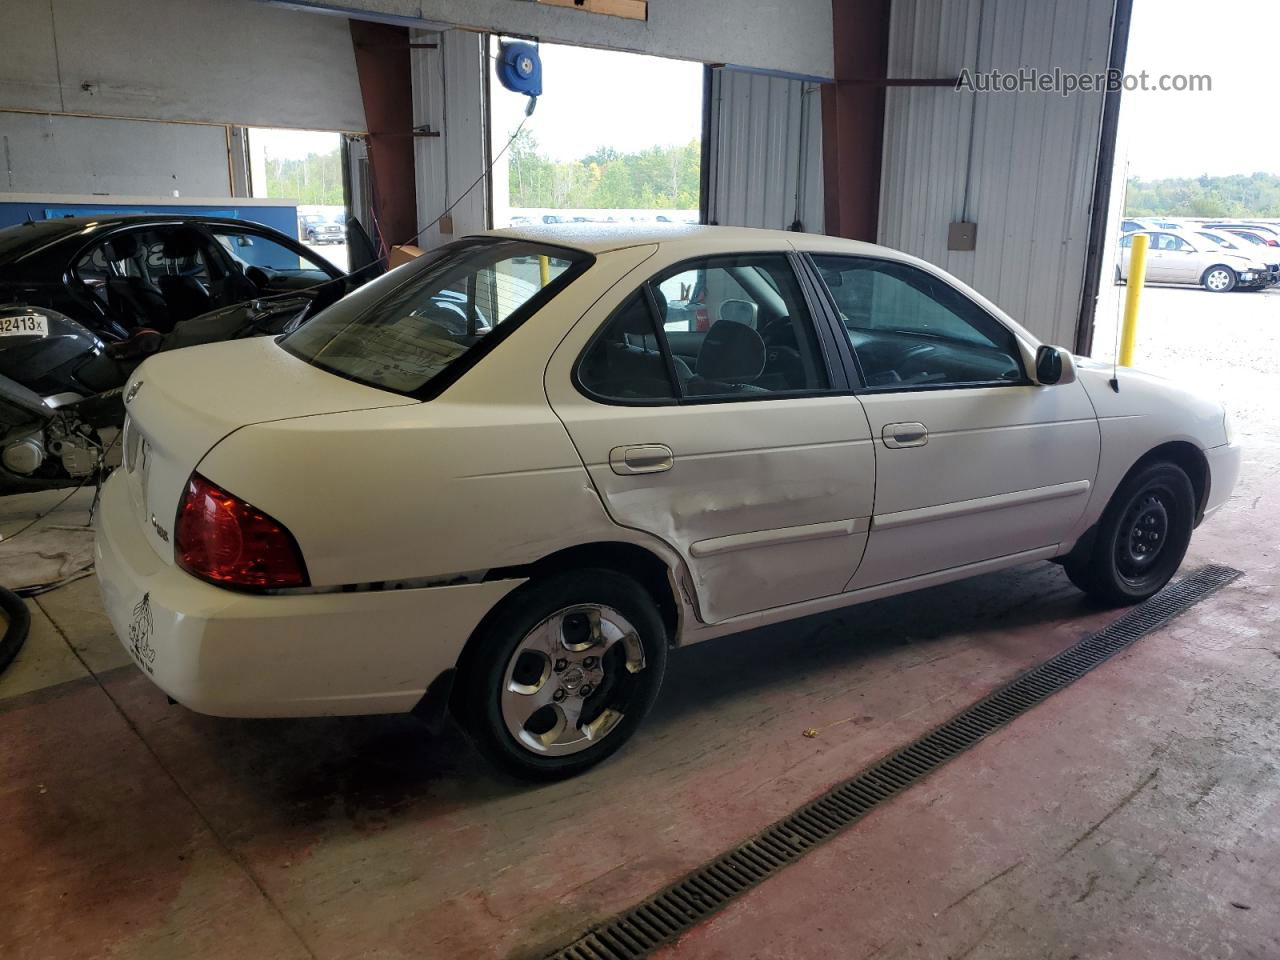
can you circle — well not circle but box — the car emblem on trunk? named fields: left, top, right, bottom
left=125, top=380, right=143, bottom=404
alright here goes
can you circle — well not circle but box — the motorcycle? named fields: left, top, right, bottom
left=0, top=290, right=328, bottom=495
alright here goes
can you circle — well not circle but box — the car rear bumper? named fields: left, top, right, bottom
left=94, top=471, right=522, bottom=718
left=1202, top=440, right=1242, bottom=522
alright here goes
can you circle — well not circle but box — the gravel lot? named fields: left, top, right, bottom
left=1091, top=281, right=1280, bottom=441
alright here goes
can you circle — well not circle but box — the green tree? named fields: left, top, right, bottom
left=1125, top=172, right=1280, bottom=218
left=507, top=138, right=701, bottom=210
left=263, top=149, right=344, bottom=205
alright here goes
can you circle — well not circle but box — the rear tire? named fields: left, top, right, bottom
left=1063, top=461, right=1195, bottom=605
left=456, top=569, right=668, bottom=780
left=1202, top=265, right=1237, bottom=292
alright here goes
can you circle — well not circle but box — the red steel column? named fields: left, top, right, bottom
left=349, top=19, right=418, bottom=250
left=821, top=0, right=891, bottom=242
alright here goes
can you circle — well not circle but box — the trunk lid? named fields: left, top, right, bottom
left=120, top=336, right=416, bottom=564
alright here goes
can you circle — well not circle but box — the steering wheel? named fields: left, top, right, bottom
left=245, top=265, right=271, bottom=289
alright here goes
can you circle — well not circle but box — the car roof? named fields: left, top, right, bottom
left=0, top=214, right=291, bottom=264
left=482, top=223, right=898, bottom=259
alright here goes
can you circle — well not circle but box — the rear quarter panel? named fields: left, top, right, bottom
left=193, top=245, right=671, bottom=588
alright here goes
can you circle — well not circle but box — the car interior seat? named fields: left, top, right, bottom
left=690, top=319, right=768, bottom=395
left=103, top=234, right=170, bottom=333
left=156, top=231, right=214, bottom=324
left=583, top=295, right=692, bottom=399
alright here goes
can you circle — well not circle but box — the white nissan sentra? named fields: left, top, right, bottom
left=96, top=225, right=1241, bottom=779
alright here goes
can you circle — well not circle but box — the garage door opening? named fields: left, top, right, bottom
left=1092, top=0, right=1279, bottom=441
left=245, top=127, right=352, bottom=271
left=488, top=40, right=703, bottom=229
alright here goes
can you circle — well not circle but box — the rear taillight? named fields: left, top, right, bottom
left=175, top=473, right=308, bottom=590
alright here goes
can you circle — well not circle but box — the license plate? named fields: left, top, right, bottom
left=0, top=313, right=49, bottom=337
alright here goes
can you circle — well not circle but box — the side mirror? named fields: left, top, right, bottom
left=1034, top=345, right=1076, bottom=385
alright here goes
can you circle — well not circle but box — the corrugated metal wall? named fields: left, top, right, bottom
left=705, top=68, right=824, bottom=234
left=411, top=29, right=489, bottom=250
left=877, top=0, right=1116, bottom=348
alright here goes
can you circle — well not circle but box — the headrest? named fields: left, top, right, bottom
left=611, top=295, right=656, bottom=336
left=696, top=319, right=766, bottom=382
left=163, top=230, right=202, bottom=259
left=105, top=234, right=138, bottom=261
left=651, top=291, right=668, bottom=324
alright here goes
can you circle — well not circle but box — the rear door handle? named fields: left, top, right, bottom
left=610, top=444, right=675, bottom=475
left=882, top=422, right=928, bottom=449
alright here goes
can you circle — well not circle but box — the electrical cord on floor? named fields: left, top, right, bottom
left=0, top=428, right=122, bottom=604
left=0, top=473, right=98, bottom=544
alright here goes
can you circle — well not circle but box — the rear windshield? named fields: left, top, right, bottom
left=281, top=238, right=590, bottom=396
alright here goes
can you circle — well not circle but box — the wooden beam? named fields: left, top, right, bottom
left=537, top=0, right=648, bottom=21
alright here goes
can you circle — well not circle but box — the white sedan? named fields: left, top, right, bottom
left=95, top=225, right=1241, bottom=779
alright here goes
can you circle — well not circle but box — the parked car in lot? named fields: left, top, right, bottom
left=1202, top=222, right=1280, bottom=248
left=1187, top=228, right=1280, bottom=284
left=1121, top=217, right=1181, bottom=233
left=96, top=225, right=1240, bottom=779
left=1118, top=229, right=1273, bottom=291
left=298, top=213, right=345, bottom=245
left=1219, top=227, right=1279, bottom=251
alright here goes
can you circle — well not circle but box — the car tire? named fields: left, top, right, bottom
left=1202, top=265, right=1237, bottom=293
left=456, top=569, right=668, bottom=780
left=1063, top=460, right=1196, bottom=606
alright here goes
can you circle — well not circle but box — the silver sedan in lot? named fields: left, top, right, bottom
left=1118, top=229, right=1273, bottom=292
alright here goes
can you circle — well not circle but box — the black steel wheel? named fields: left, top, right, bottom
left=1064, top=460, right=1195, bottom=605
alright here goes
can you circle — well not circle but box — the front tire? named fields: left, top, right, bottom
left=1202, top=265, right=1237, bottom=292
left=1063, top=461, right=1195, bottom=605
left=457, top=569, right=668, bottom=780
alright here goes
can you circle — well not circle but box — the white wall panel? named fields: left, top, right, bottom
left=706, top=68, right=823, bottom=234
left=411, top=29, right=489, bottom=248
left=0, top=0, right=365, bottom=131
left=283, top=0, right=835, bottom=80
left=0, top=111, right=232, bottom=196
left=878, top=0, right=1116, bottom=348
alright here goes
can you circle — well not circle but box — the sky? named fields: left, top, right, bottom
left=489, top=40, right=703, bottom=162
left=248, top=127, right=342, bottom=162
left=1120, top=0, right=1277, bottom=180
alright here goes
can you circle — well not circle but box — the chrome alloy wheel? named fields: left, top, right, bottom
left=501, top=604, right=646, bottom=756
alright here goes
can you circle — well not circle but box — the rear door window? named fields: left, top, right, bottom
left=578, top=253, right=832, bottom=402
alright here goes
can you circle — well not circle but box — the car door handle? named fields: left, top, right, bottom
left=882, top=422, right=928, bottom=449
left=610, top=444, right=675, bottom=475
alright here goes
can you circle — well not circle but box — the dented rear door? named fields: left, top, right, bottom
left=546, top=245, right=876, bottom=625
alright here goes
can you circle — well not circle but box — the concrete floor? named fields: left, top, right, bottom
left=1, top=286, right=1276, bottom=959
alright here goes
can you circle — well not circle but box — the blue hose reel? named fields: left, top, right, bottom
left=497, top=41, right=542, bottom=113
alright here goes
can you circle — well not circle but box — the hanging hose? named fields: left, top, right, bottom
left=0, top=584, right=31, bottom=676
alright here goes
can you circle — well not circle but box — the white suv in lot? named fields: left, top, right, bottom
left=96, top=225, right=1240, bottom=779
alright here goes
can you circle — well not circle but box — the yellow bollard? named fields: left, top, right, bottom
left=1119, top=233, right=1147, bottom=367
left=538, top=255, right=550, bottom=288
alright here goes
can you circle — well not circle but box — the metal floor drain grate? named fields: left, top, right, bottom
left=541, top=564, right=1242, bottom=960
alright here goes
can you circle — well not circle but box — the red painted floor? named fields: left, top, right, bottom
left=2, top=432, right=1276, bottom=958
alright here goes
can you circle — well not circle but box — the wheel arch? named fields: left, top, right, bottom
left=1059, top=439, right=1209, bottom=580
left=484, top=541, right=684, bottom=643
left=434, top=541, right=685, bottom=726
left=1200, top=263, right=1236, bottom=288
left=1130, top=440, right=1210, bottom=523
